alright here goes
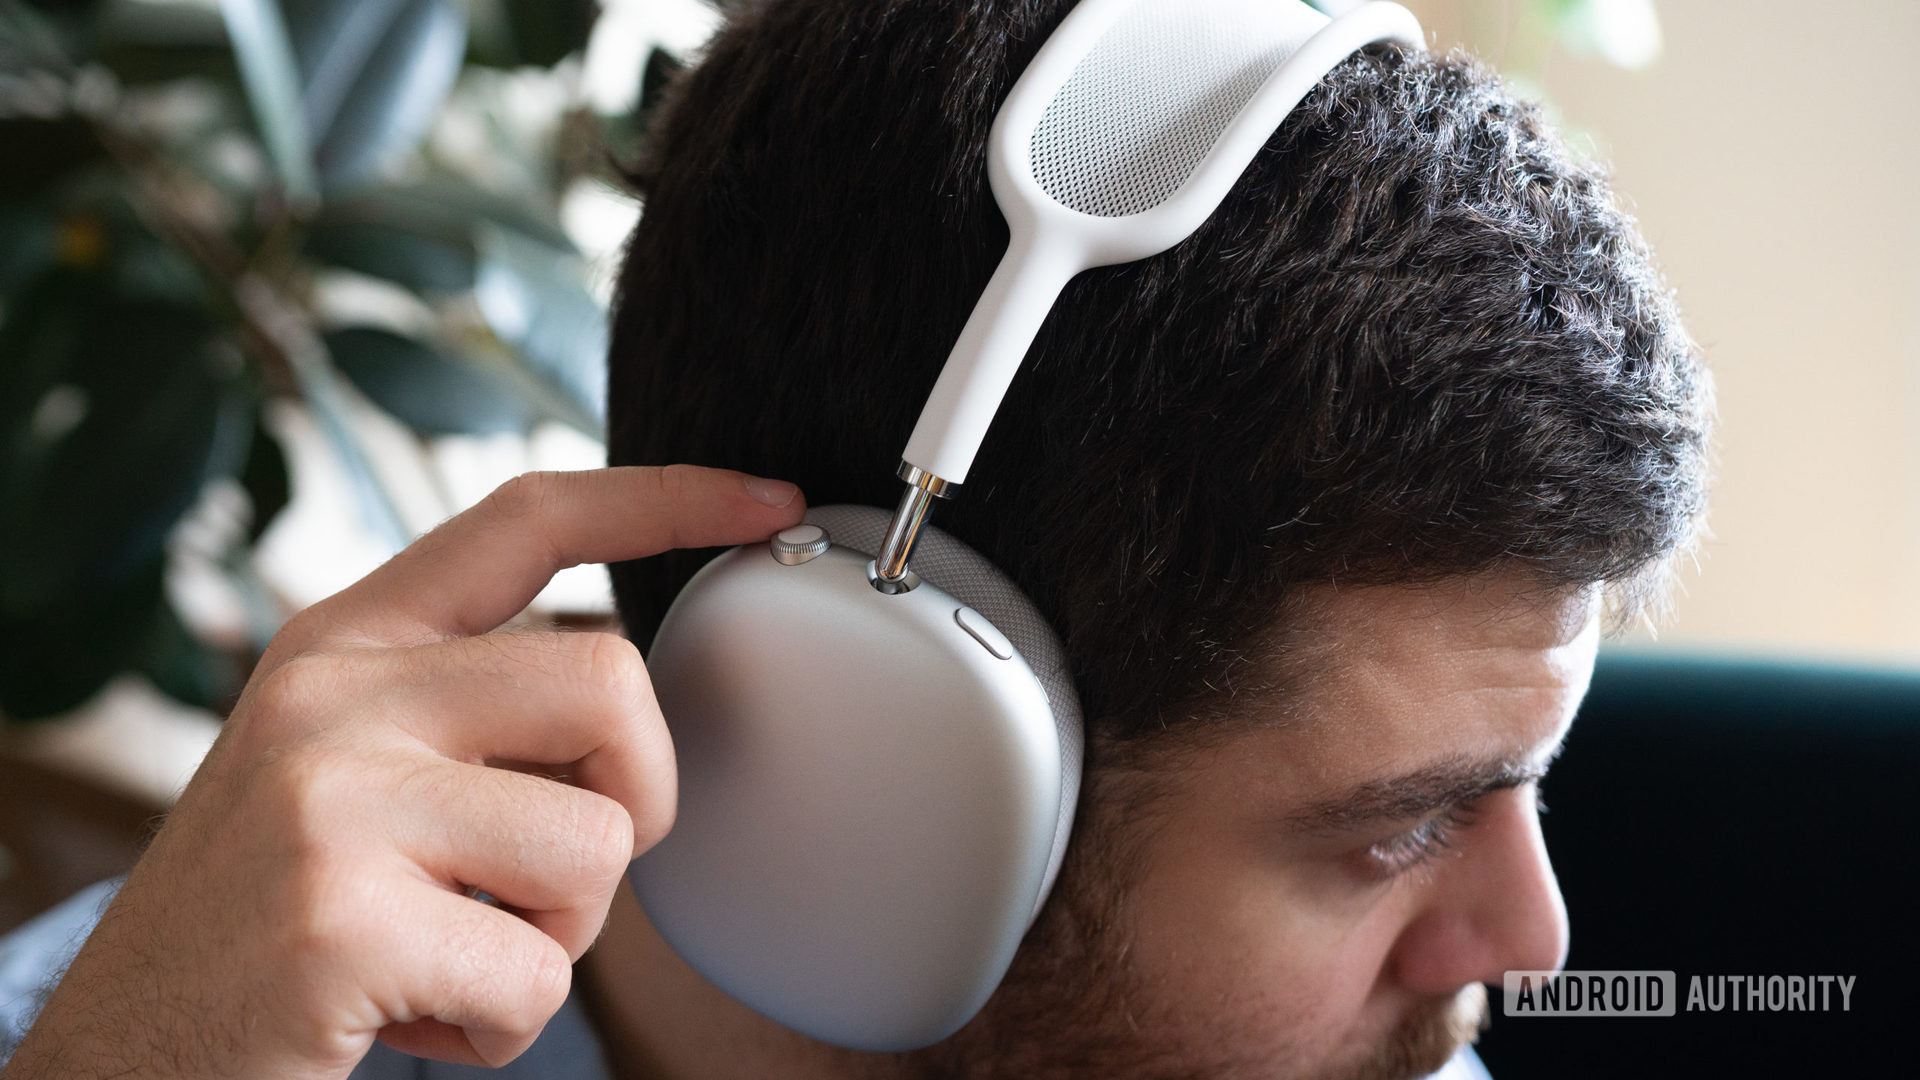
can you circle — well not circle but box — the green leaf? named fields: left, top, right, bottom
left=0, top=554, right=166, bottom=721
left=239, top=416, right=290, bottom=541
left=3, top=0, right=95, bottom=66
left=637, top=46, right=684, bottom=133
left=137, top=595, right=243, bottom=712
left=304, top=178, right=573, bottom=293
left=20, top=0, right=110, bottom=17
left=0, top=204, right=59, bottom=299
left=474, top=224, right=607, bottom=434
left=327, top=324, right=534, bottom=436
left=0, top=266, right=248, bottom=617
left=98, top=38, right=241, bottom=84
left=320, top=178, right=574, bottom=250
left=218, top=0, right=470, bottom=196
left=501, top=0, right=598, bottom=67
left=304, top=218, right=478, bottom=293
left=95, top=0, right=239, bottom=84
left=0, top=118, right=108, bottom=200
left=291, top=0, right=468, bottom=191
left=600, top=45, right=684, bottom=150
left=218, top=0, right=319, bottom=198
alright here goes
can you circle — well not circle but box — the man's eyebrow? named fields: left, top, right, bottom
left=1287, top=751, right=1558, bottom=833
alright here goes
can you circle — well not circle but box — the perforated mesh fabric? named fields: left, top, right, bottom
left=805, top=505, right=1083, bottom=917
left=1028, top=1, right=1301, bottom=217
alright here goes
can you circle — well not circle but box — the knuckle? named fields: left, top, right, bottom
left=579, top=632, right=649, bottom=705
left=629, top=764, right=677, bottom=855
left=469, top=935, right=571, bottom=1069
left=278, top=855, right=378, bottom=970
left=633, top=796, right=675, bottom=856
left=655, top=463, right=699, bottom=503
left=264, top=607, right=325, bottom=657
left=526, top=939, right=574, bottom=1018
left=485, top=471, right=559, bottom=522
left=572, top=790, right=638, bottom=878
left=256, top=745, right=358, bottom=851
left=620, top=703, right=677, bottom=853
left=493, top=942, right=573, bottom=1059
left=393, top=755, right=459, bottom=810
left=245, top=652, right=341, bottom=731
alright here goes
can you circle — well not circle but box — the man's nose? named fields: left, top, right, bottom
left=1387, top=787, right=1570, bottom=994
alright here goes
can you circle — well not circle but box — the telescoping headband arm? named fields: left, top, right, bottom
left=870, top=0, right=1424, bottom=589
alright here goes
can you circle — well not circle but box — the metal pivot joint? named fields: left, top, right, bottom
left=872, top=462, right=958, bottom=592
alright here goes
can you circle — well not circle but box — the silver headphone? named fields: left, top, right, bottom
left=627, top=0, right=1424, bottom=1052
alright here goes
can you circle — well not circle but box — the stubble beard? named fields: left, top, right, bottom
left=863, top=811, right=1489, bottom=1080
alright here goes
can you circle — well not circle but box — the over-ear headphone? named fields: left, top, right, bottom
left=627, top=0, right=1424, bottom=1053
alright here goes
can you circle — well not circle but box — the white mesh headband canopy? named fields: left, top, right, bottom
left=1031, top=0, right=1308, bottom=217
left=875, top=0, right=1424, bottom=585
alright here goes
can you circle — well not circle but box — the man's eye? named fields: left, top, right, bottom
left=1366, top=803, right=1479, bottom=877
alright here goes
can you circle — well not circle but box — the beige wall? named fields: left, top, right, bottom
left=1403, top=0, right=1920, bottom=664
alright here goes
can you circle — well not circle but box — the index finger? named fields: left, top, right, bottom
left=303, top=466, right=804, bottom=646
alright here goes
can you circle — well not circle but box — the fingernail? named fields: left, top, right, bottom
left=744, top=476, right=798, bottom=508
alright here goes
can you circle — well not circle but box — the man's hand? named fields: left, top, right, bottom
left=3, top=466, right=805, bottom=1079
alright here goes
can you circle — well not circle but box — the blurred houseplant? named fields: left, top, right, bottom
left=0, top=0, right=685, bottom=720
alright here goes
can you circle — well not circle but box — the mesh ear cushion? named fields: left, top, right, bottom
left=805, top=505, right=1084, bottom=913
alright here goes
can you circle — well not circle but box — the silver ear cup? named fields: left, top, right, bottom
left=629, top=508, right=1084, bottom=1051
left=804, top=504, right=1083, bottom=912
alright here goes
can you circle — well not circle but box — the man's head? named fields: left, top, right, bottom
left=600, top=0, right=1711, bottom=1076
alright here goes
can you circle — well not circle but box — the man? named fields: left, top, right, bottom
left=0, top=0, right=1711, bottom=1077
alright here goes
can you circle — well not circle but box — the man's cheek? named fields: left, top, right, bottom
left=1126, top=857, right=1389, bottom=1061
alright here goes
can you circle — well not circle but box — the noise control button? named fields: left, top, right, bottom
left=953, top=606, right=1014, bottom=660
left=771, top=524, right=830, bottom=565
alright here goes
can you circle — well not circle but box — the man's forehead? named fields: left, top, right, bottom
left=1293, top=573, right=1600, bottom=657
left=1272, top=573, right=1598, bottom=698
left=1192, top=573, right=1602, bottom=804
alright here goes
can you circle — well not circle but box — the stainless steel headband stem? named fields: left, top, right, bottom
left=872, top=463, right=958, bottom=590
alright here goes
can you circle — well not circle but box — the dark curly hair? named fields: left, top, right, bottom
left=605, top=0, right=1713, bottom=747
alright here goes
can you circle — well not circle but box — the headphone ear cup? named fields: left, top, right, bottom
left=632, top=506, right=1084, bottom=1049
left=804, top=505, right=1084, bottom=913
